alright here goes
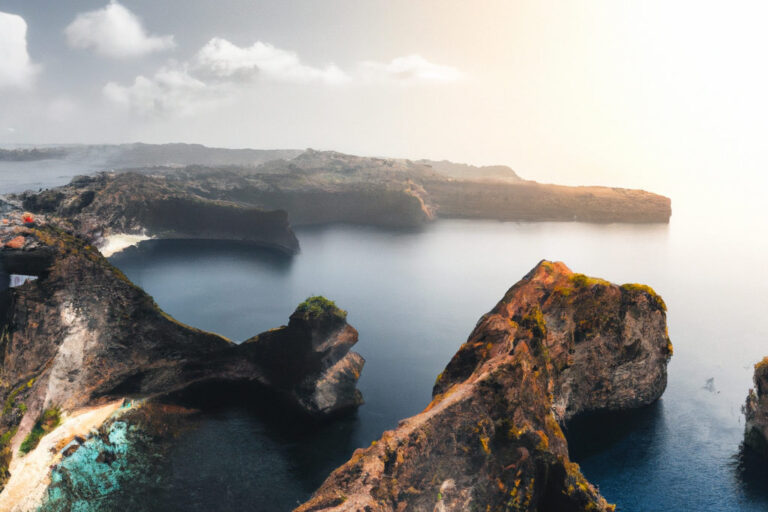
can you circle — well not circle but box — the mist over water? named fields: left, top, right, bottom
left=108, top=196, right=768, bottom=511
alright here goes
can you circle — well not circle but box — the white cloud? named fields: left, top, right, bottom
left=104, top=66, right=220, bottom=116
left=196, top=38, right=349, bottom=85
left=358, top=55, right=462, bottom=83
left=0, top=12, right=38, bottom=89
left=103, top=38, right=462, bottom=116
left=65, top=1, right=175, bottom=58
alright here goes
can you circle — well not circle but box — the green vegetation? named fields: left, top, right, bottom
left=620, top=283, right=667, bottom=311
left=19, top=407, right=61, bottom=455
left=755, top=357, right=768, bottom=374
left=295, top=296, right=347, bottom=321
left=569, top=273, right=610, bottom=288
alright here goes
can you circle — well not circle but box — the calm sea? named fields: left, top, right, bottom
left=3, top=161, right=768, bottom=510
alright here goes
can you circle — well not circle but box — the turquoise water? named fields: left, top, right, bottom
left=103, top=203, right=768, bottom=511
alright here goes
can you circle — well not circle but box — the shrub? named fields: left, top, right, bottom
left=19, top=407, right=61, bottom=455
left=295, top=296, right=347, bottom=321
left=620, top=283, right=667, bottom=311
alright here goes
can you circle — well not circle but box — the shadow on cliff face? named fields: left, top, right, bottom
left=110, top=238, right=295, bottom=274
left=731, top=443, right=768, bottom=505
left=565, top=400, right=665, bottom=463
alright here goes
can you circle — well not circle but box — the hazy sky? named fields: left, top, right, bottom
left=1, top=1, right=767, bottom=197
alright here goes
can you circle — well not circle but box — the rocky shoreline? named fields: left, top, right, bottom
left=296, top=261, right=672, bottom=511
left=0, top=191, right=677, bottom=510
left=744, top=358, right=768, bottom=457
left=14, top=149, right=672, bottom=235
left=0, top=208, right=363, bottom=506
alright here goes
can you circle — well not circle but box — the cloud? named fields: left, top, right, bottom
left=104, top=66, right=220, bottom=116
left=358, top=55, right=462, bottom=83
left=0, top=12, right=38, bottom=89
left=65, top=1, right=175, bottom=58
left=103, top=38, right=462, bottom=116
left=196, top=38, right=348, bottom=85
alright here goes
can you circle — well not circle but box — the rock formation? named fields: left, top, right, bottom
left=16, top=149, right=672, bottom=233
left=296, top=260, right=671, bottom=512
left=744, top=358, right=768, bottom=456
left=0, top=210, right=363, bottom=486
left=16, top=172, right=300, bottom=254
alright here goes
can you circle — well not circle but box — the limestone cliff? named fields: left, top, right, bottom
left=0, top=210, right=362, bottom=487
left=16, top=150, right=671, bottom=234
left=744, top=358, right=768, bottom=456
left=296, top=261, right=671, bottom=512
left=17, top=172, right=300, bottom=254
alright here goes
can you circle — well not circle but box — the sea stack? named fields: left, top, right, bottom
left=744, top=358, right=768, bottom=456
left=296, top=260, right=672, bottom=511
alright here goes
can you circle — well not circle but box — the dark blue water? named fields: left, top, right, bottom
left=108, top=206, right=768, bottom=511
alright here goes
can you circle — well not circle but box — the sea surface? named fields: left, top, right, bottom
left=4, top=163, right=768, bottom=510
left=108, top=202, right=768, bottom=512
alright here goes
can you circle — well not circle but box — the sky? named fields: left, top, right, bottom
left=1, top=0, right=767, bottom=198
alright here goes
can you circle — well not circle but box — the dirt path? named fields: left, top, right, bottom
left=0, top=400, right=123, bottom=512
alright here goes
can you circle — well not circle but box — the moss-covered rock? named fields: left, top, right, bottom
left=296, top=260, right=670, bottom=512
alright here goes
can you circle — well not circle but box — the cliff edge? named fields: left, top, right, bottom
left=296, top=260, right=671, bottom=511
left=0, top=209, right=362, bottom=491
left=744, top=358, right=768, bottom=456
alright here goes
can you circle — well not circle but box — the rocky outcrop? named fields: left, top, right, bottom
left=240, top=296, right=365, bottom=416
left=744, top=358, right=768, bottom=456
left=16, top=172, right=300, bottom=254
left=0, top=211, right=363, bottom=486
left=424, top=180, right=672, bottom=223
left=296, top=261, right=671, bottom=512
left=15, top=150, right=671, bottom=233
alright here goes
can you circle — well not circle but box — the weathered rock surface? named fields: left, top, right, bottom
left=241, top=297, right=365, bottom=416
left=16, top=172, right=300, bottom=254
left=0, top=211, right=362, bottom=486
left=744, top=358, right=768, bottom=456
left=296, top=260, right=671, bottom=512
left=17, top=149, right=672, bottom=232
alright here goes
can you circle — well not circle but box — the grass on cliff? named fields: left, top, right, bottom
left=620, top=283, right=667, bottom=311
left=295, top=296, right=347, bottom=321
left=19, top=407, right=61, bottom=455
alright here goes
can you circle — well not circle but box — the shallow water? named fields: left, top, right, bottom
left=106, top=204, right=768, bottom=511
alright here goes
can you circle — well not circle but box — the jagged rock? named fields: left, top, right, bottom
left=296, top=260, right=671, bottom=512
left=0, top=213, right=363, bottom=486
left=744, top=358, right=768, bottom=456
left=15, top=149, right=672, bottom=233
left=241, top=298, right=365, bottom=415
left=16, top=172, right=300, bottom=254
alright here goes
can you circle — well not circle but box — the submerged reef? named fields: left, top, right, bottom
left=296, top=260, right=671, bottom=511
left=39, top=402, right=194, bottom=512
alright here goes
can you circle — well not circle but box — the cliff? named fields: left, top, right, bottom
left=296, top=261, right=671, bottom=511
left=15, top=150, right=671, bottom=232
left=744, top=358, right=768, bottom=456
left=0, top=210, right=363, bottom=488
left=16, top=172, right=300, bottom=254
left=425, top=180, right=672, bottom=223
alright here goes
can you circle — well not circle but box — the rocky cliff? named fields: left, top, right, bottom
left=16, top=150, right=671, bottom=233
left=16, top=172, right=300, bottom=254
left=0, top=210, right=363, bottom=488
left=744, top=358, right=768, bottom=456
left=296, top=261, right=671, bottom=512
left=425, top=180, right=672, bottom=223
